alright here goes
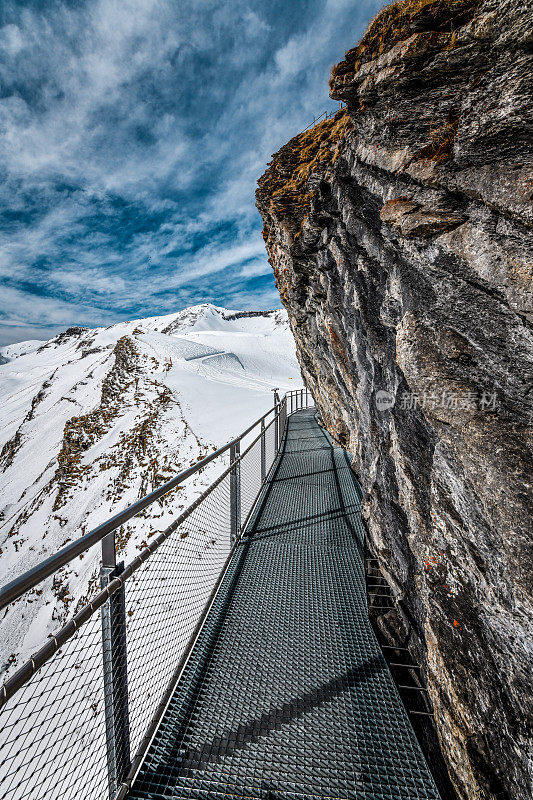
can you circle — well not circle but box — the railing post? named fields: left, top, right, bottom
left=260, top=419, right=266, bottom=482
left=290, top=392, right=293, bottom=414
left=273, top=391, right=280, bottom=452
left=300, top=388, right=303, bottom=409
left=100, top=533, right=131, bottom=800
left=230, top=440, right=241, bottom=544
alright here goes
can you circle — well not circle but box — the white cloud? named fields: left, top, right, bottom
left=0, top=0, right=383, bottom=344
left=0, top=23, right=23, bottom=56
left=0, top=284, right=116, bottom=327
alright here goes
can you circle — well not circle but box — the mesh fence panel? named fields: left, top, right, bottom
left=125, top=474, right=232, bottom=757
left=0, top=612, right=107, bottom=800
left=239, top=435, right=262, bottom=527
left=265, top=416, right=277, bottom=476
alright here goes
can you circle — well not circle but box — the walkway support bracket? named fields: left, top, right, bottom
left=101, top=533, right=131, bottom=800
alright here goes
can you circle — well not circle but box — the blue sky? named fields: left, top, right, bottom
left=0, top=0, right=381, bottom=345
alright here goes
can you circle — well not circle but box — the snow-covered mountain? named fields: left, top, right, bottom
left=0, top=304, right=300, bottom=677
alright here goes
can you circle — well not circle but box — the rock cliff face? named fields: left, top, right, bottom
left=256, top=1, right=533, bottom=798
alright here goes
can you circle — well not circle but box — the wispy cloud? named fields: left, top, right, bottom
left=0, top=0, right=381, bottom=344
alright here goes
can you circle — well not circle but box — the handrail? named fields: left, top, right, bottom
left=0, top=400, right=286, bottom=613
left=301, top=103, right=345, bottom=133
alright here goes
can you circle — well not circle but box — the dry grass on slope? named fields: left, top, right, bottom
left=257, top=110, right=352, bottom=229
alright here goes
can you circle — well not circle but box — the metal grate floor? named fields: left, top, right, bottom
left=129, top=409, right=440, bottom=800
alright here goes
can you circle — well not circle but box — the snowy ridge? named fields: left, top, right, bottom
left=0, top=304, right=300, bottom=678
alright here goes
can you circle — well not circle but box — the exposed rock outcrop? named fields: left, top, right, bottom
left=256, top=1, right=533, bottom=798
left=53, top=335, right=141, bottom=508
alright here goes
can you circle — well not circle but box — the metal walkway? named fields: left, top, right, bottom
left=130, top=409, right=440, bottom=800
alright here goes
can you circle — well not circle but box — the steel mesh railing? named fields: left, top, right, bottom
left=0, top=611, right=107, bottom=800
left=0, top=389, right=313, bottom=800
left=239, top=434, right=263, bottom=527
left=125, top=473, right=232, bottom=757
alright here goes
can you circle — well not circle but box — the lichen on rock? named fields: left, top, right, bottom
left=329, top=0, right=482, bottom=102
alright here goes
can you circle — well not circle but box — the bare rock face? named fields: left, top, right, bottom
left=256, top=1, right=533, bottom=798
